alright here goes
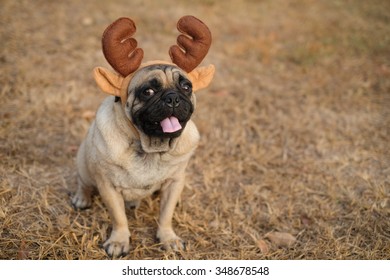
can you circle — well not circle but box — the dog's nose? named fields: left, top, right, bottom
left=164, top=92, right=180, bottom=108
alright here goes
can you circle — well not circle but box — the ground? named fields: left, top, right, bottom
left=0, top=0, right=389, bottom=259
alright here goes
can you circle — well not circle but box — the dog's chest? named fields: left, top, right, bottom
left=109, top=151, right=182, bottom=199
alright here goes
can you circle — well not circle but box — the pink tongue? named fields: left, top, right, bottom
left=160, top=116, right=182, bottom=133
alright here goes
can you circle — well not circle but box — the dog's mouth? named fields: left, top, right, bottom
left=134, top=111, right=187, bottom=138
left=131, top=91, right=194, bottom=138
left=159, top=116, right=182, bottom=133
left=148, top=115, right=185, bottom=138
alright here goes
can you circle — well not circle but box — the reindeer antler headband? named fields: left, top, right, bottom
left=93, top=15, right=215, bottom=102
left=102, top=15, right=212, bottom=76
left=101, top=17, right=144, bottom=77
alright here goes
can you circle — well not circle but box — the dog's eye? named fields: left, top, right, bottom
left=143, top=88, right=155, bottom=96
left=180, top=82, right=192, bottom=93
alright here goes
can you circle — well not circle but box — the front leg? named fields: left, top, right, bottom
left=157, top=174, right=186, bottom=250
left=96, top=179, right=130, bottom=258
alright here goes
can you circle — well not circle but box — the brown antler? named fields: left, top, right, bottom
left=169, top=15, right=212, bottom=73
left=102, top=17, right=144, bottom=77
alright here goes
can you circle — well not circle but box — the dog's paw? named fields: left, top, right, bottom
left=71, top=191, right=92, bottom=210
left=157, top=229, right=186, bottom=251
left=103, top=230, right=131, bottom=258
left=162, top=238, right=186, bottom=251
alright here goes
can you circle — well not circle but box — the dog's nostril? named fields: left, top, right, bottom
left=164, top=92, right=180, bottom=108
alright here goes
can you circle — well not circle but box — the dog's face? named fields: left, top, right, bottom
left=125, top=64, right=195, bottom=138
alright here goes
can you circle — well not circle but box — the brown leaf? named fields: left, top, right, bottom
left=212, top=89, right=230, bottom=97
left=82, top=110, right=95, bottom=120
left=300, top=213, right=313, bottom=226
left=56, top=214, right=70, bottom=229
left=265, top=232, right=296, bottom=247
left=257, top=239, right=269, bottom=254
left=82, top=17, right=93, bottom=26
left=68, top=145, right=78, bottom=153
left=0, top=207, right=5, bottom=219
left=17, top=240, right=29, bottom=260
left=209, top=219, right=219, bottom=229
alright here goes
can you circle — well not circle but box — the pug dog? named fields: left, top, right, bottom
left=71, top=16, right=215, bottom=258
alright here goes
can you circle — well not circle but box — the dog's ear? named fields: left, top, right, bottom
left=93, top=67, right=124, bottom=96
left=188, top=64, right=215, bottom=92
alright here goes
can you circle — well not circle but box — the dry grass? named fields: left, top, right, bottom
left=1, top=0, right=389, bottom=259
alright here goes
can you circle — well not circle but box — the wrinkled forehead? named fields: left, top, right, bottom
left=129, top=64, right=189, bottom=89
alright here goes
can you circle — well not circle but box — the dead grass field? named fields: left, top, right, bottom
left=0, top=0, right=389, bottom=259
